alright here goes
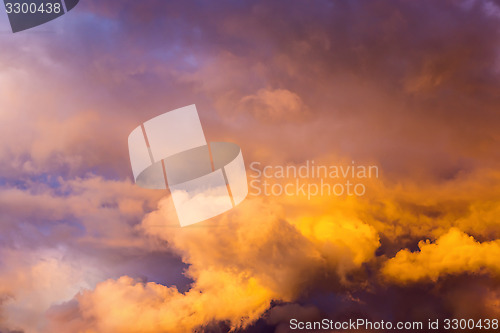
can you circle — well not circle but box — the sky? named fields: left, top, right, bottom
left=0, top=0, right=499, bottom=332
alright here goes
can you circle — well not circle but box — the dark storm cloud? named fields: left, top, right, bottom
left=70, top=0, right=500, bottom=177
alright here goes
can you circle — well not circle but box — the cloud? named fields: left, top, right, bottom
left=21, top=167, right=500, bottom=332
left=237, top=88, right=310, bottom=123
left=0, top=0, right=499, bottom=332
left=382, top=228, right=500, bottom=284
left=46, top=271, right=276, bottom=332
left=45, top=192, right=381, bottom=332
left=0, top=176, right=187, bottom=332
left=0, top=248, right=95, bottom=333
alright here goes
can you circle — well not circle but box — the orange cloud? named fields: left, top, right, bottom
left=382, top=228, right=500, bottom=284
left=64, top=273, right=274, bottom=333
left=50, top=187, right=381, bottom=332
left=45, top=163, right=500, bottom=332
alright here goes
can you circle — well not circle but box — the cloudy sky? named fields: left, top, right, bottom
left=0, top=0, right=499, bottom=332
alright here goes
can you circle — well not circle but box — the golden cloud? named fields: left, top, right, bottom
left=382, top=228, right=500, bottom=284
